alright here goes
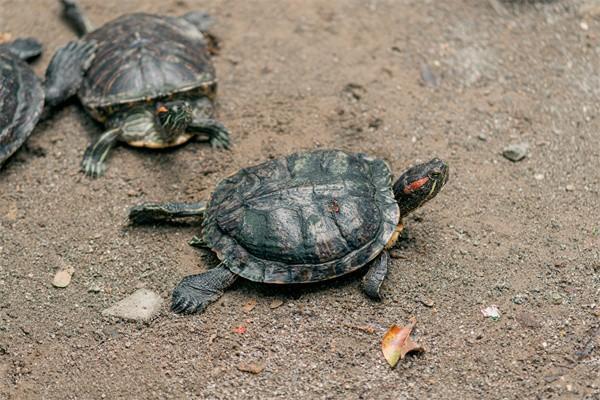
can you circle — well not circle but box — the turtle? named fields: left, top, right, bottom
left=0, top=37, right=45, bottom=167
left=129, top=149, right=449, bottom=314
left=44, top=0, right=231, bottom=178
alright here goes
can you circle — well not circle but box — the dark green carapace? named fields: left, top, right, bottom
left=129, top=149, right=449, bottom=314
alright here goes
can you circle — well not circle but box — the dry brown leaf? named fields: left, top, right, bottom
left=237, top=362, right=264, bottom=374
left=242, top=299, right=257, bottom=312
left=269, top=299, right=284, bottom=309
left=381, top=317, right=425, bottom=368
left=52, top=266, right=75, bottom=288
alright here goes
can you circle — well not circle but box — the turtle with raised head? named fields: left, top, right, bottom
left=45, top=0, right=231, bottom=177
left=1, top=36, right=92, bottom=167
left=129, top=149, right=449, bottom=314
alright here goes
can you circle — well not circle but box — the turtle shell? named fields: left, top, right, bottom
left=79, top=13, right=215, bottom=119
left=203, top=149, right=400, bottom=284
left=0, top=51, right=44, bottom=166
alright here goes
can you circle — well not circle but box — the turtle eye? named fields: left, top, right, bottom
left=429, top=169, right=442, bottom=179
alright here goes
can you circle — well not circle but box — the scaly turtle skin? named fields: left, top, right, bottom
left=0, top=38, right=44, bottom=167
left=44, top=0, right=230, bottom=178
left=129, top=149, right=449, bottom=315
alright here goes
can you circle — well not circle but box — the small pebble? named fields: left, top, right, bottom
left=102, top=289, right=163, bottom=321
left=478, top=133, right=487, bottom=141
left=52, top=267, right=75, bottom=288
left=565, top=184, right=575, bottom=192
left=534, top=173, right=544, bottom=181
left=581, top=21, right=589, bottom=30
left=502, top=143, right=529, bottom=162
left=512, top=294, right=528, bottom=305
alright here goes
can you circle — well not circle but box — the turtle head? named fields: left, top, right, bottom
left=393, top=158, right=449, bottom=216
left=156, top=101, right=193, bottom=137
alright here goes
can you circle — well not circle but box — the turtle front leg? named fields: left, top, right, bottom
left=129, top=202, right=207, bottom=224
left=172, top=264, right=238, bottom=314
left=188, top=98, right=231, bottom=149
left=0, top=38, right=42, bottom=61
left=361, top=251, right=389, bottom=300
left=81, top=128, right=121, bottom=178
left=44, top=40, right=97, bottom=108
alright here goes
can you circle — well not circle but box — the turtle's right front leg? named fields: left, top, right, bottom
left=129, top=202, right=207, bottom=224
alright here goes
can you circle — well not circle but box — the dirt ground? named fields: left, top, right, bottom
left=1, top=0, right=599, bottom=398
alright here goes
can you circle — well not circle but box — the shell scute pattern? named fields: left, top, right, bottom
left=202, top=150, right=400, bottom=283
left=0, top=52, right=44, bottom=165
left=80, top=13, right=214, bottom=112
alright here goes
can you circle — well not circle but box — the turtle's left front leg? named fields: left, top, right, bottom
left=188, top=97, right=231, bottom=149
left=361, top=251, right=389, bottom=300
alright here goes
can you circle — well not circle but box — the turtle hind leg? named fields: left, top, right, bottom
left=61, top=0, right=94, bottom=36
left=44, top=40, right=97, bottom=108
left=172, top=264, right=238, bottom=314
left=81, top=128, right=121, bottom=178
left=361, top=251, right=389, bottom=300
left=129, top=202, right=208, bottom=224
left=0, top=38, right=43, bottom=61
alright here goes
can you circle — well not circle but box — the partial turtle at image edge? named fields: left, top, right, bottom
left=0, top=38, right=44, bottom=168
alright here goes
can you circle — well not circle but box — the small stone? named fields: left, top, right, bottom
left=88, top=284, right=102, bottom=293
left=417, top=296, right=435, bottom=307
left=102, top=289, right=163, bottom=321
left=269, top=299, right=284, bottom=309
left=534, top=173, right=544, bottom=181
left=502, top=143, right=529, bottom=162
left=512, top=294, right=528, bottom=305
left=478, top=133, right=487, bottom=141
left=549, top=292, right=563, bottom=305
left=565, top=184, right=575, bottom=192
left=237, top=362, right=265, bottom=374
left=52, top=266, right=75, bottom=288
left=581, top=21, right=589, bottom=30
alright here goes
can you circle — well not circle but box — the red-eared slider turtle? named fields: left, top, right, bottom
left=0, top=37, right=44, bottom=167
left=44, top=0, right=230, bottom=178
left=129, top=149, right=449, bottom=314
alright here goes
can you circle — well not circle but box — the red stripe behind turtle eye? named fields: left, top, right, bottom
left=403, top=177, right=429, bottom=194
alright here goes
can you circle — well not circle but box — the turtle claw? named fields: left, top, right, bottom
left=208, top=126, right=231, bottom=150
left=171, top=275, right=215, bottom=314
left=80, top=157, right=106, bottom=178
left=171, top=266, right=237, bottom=315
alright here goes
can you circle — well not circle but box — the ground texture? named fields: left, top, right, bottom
left=0, top=0, right=599, bottom=399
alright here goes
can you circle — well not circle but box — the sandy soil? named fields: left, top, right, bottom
left=1, top=0, right=599, bottom=399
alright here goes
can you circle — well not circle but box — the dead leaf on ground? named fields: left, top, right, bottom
left=381, top=317, right=425, bottom=368
left=242, top=299, right=257, bottom=312
left=237, top=362, right=265, bottom=374
left=52, top=266, right=75, bottom=288
left=269, top=299, right=284, bottom=309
